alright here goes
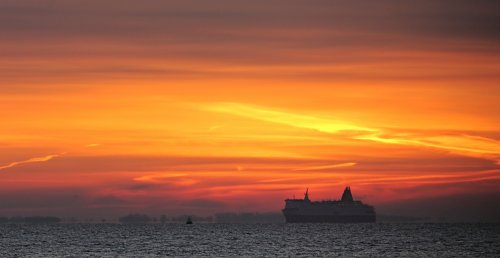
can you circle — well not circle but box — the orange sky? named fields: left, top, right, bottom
left=0, top=0, right=499, bottom=220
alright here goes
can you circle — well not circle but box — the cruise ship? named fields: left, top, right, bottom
left=282, top=187, right=376, bottom=223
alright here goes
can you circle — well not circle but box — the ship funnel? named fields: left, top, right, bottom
left=341, top=186, right=354, bottom=202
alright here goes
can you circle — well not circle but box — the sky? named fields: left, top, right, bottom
left=1, top=0, right=499, bottom=221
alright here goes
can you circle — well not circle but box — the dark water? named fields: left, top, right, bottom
left=1, top=223, right=499, bottom=257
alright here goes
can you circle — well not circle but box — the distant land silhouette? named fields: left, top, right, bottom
left=3, top=205, right=487, bottom=223
left=117, top=213, right=213, bottom=224
left=0, top=216, right=61, bottom=224
left=0, top=213, right=445, bottom=224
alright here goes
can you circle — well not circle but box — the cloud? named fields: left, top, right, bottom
left=0, top=143, right=105, bottom=172
left=134, top=173, right=199, bottom=186
left=0, top=153, right=61, bottom=171
left=203, top=102, right=375, bottom=133
left=353, top=132, right=500, bottom=164
left=293, top=162, right=357, bottom=171
left=354, top=169, right=500, bottom=186
left=205, top=102, right=500, bottom=163
left=0, top=155, right=345, bottom=173
left=1, top=0, right=499, bottom=43
left=1, top=0, right=499, bottom=88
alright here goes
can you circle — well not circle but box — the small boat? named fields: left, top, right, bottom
left=186, top=216, right=193, bottom=224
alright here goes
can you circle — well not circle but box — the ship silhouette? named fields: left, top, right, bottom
left=282, top=187, right=376, bottom=223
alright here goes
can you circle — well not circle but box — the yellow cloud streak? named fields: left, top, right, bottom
left=203, top=102, right=376, bottom=133
left=204, top=102, right=500, bottom=162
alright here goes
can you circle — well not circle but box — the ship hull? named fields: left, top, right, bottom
left=283, top=187, right=376, bottom=223
left=283, top=213, right=375, bottom=223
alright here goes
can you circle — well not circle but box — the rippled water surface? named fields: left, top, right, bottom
left=1, top=223, right=499, bottom=257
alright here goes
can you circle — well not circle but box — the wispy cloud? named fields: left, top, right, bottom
left=293, top=162, right=357, bottom=171
left=355, top=133, right=500, bottom=163
left=204, top=102, right=500, bottom=163
left=203, top=102, right=375, bottom=133
left=134, top=173, right=199, bottom=186
left=0, top=143, right=100, bottom=172
left=0, top=154, right=61, bottom=171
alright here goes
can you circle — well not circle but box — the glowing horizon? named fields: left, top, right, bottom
left=0, top=0, right=499, bottom=220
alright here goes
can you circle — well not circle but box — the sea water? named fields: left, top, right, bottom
left=1, top=223, right=499, bottom=257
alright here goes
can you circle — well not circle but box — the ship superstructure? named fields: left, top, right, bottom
left=282, top=187, right=376, bottom=223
